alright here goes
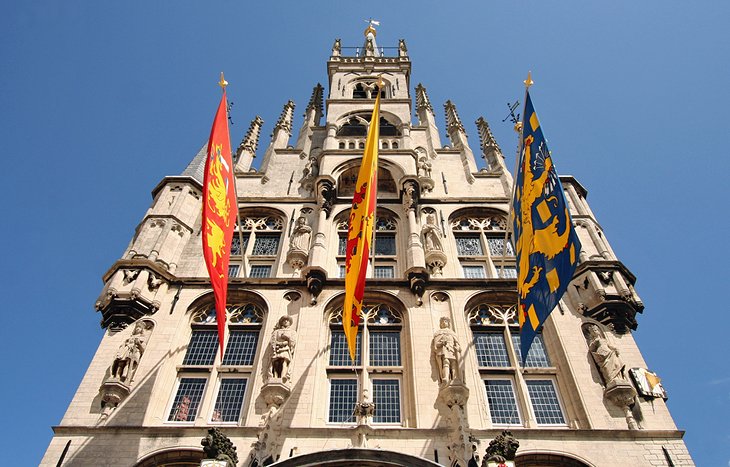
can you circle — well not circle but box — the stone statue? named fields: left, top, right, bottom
left=422, top=213, right=444, bottom=252
left=586, top=324, right=626, bottom=386
left=418, top=156, right=433, bottom=179
left=289, top=216, right=312, bottom=252
left=402, top=181, right=418, bottom=210
left=432, top=317, right=462, bottom=386
left=483, top=430, right=519, bottom=465
left=201, top=427, right=239, bottom=466
left=110, top=321, right=149, bottom=384
left=303, top=154, right=319, bottom=178
left=268, top=316, right=297, bottom=382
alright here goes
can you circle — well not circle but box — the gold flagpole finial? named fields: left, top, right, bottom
left=524, top=71, right=534, bottom=89
left=218, top=72, right=228, bottom=90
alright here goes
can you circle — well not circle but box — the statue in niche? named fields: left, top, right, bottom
left=418, top=156, right=432, bottom=179
left=303, top=154, right=319, bottom=179
left=110, top=321, right=150, bottom=384
left=402, top=181, right=417, bottom=210
left=289, top=216, right=312, bottom=252
left=432, top=317, right=462, bottom=386
left=268, top=316, right=297, bottom=383
left=585, top=324, right=627, bottom=386
left=422, top=213, right=444, bottom=252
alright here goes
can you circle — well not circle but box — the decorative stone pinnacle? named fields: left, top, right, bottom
left=444, top=100, right=466, bottom=135
left=274, top=100, right=296, bottom=135
left=415, top=83, right=433, bottom=115
left=238, top=116, right=264, bottom=154
left=476, top=117, right=502, bottom=154
left=305, top=84, right=324, bottom=123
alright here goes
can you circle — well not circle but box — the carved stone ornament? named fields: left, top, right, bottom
left=584, top=323, right=639, bottom=429
left=483, top=430, right=519, bottom=465
left=267, top=316, right=297, bottom=383
left=432, top=317, right=463, bottom=387
left=110, top=320, right=152, bottom=384
left=201, top=428, right=239, bottom=467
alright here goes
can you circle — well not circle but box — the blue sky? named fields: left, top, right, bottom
left=1, top=1, right=727, bottom=465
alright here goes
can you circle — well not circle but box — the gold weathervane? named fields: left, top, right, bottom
left=218, top=72, right=228, bottom=90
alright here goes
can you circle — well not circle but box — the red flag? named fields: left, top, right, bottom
left=202, top=88, right=235, bottom=358
left=343, top=90, right=381, bottom=361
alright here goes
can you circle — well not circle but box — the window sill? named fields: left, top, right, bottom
left=176, top=365, right=213, bottom=373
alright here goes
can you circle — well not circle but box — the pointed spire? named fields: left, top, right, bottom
left=237, top=116, right=264, bottom=155
left=305, top=84, right=324, bottom=125
left=444, top=100, right=466, bottom=135
left=273, top=100, right=296, bottom=136
left=475, top=117, right=501, bottom=155
left=415, top=84, right=434, bottom=116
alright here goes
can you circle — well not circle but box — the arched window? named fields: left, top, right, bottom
left=335, top=211, right=398, bottom=278
left=352, top=81, right=387, bottom=99
left=466, top=300, right=565, bottom=427
left=229, top=214, right=284, bottom=278
left=338, top=166, right=397, bottom=197
left=167, top=302, right=264, bottom=424
left=450, top=213, right=515, bottom=279
left=336, top=115, right=401, bottom=138
left=326, top=303, right=403, bottom=424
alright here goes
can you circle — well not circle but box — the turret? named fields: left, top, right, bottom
left=415, top=83, right=441, bottom=154
left=235, top=116, right=264, bottom=173
left=444, top=100, right=477, bottom=182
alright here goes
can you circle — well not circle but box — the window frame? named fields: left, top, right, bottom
left=166, top=376, right=209, bottom=423
left=468, top=303, right=566, bottom=428
left=450, top=214, right=515, bottom=279
left=210, top=376, right=249, bottom=424
left=326, top=303, right=404, bottom=426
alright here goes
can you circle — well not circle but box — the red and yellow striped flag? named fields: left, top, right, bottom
left=343, top=90, right=381, bottom=361
left=202, top=81, right=236, bottom=358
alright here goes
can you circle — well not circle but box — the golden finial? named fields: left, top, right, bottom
left=218, top=72, right=228, bottom=90
left=364, top=18, right=379, bottom=37
left=524, top=71, right=534, bottom=89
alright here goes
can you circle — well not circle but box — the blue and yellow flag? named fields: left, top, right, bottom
left=513, top=91, right=581, bottom=363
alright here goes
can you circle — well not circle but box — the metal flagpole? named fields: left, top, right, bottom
left=498, top=72, right=533, bottom=278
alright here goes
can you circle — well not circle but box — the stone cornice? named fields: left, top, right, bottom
left=52, top=424, right=685, bottom=441
left=151, top=176, right=202, bottom=198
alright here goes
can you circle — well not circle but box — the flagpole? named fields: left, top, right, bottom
left=498, top=72, right=533, bottom=278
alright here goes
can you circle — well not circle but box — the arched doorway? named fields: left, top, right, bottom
left=516, top=452, right=593, bottom=467
left=135, top=448, right=205, bottom=467
left=271, top=448, right=440, bottom=467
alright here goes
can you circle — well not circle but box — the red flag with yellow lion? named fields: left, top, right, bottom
left=202, top=88, right=236, bottom=358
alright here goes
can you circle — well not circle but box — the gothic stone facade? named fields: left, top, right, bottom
left=42, top=31, right=694, bottom=467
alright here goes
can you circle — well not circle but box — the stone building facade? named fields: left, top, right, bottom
left=42, top=27, right=694, bottom=467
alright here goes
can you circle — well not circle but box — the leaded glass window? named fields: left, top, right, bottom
left=252, top=234, right=280, bottom=256
left=498, top=266, right=517, bottom=279
left=212, top=378, right=247, bottom=422
left=474, top=332, right=511, bottom=367
left=249, top=265, right=271, bottom=278
left=169, top=378, right=206, bottom=422
left=463, top=265, right=486, bottom=278
left=369, top=331, right=401, bottom=366
left=230, top=234, right=250, bottom=255
left=511, top=334, right=550, bottom=368
left=486, top=236, right=514, bottom=256
left=183, top=330, right=218, bottom=365
left=222, top=330, right=259, bottom=366
left=375, top=234, right=396, bottom=256
left=228, top=264, right=240, bottom=278
left=329, top=331, right=362, bottom=366
left=484, top=380, right=520, bottom=425
left=526, top=380, right=565, bottom=424
left=329, top=379, right=358, bottom=423
left=373, top=379, right=400, bottom=423
left=338, top=234, right=347, bottom=255
left=374, top=265, right=394, bottom=278
left=327, top=303, right=403, bottom=425
left=456, top=236, right=483, bottom=256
